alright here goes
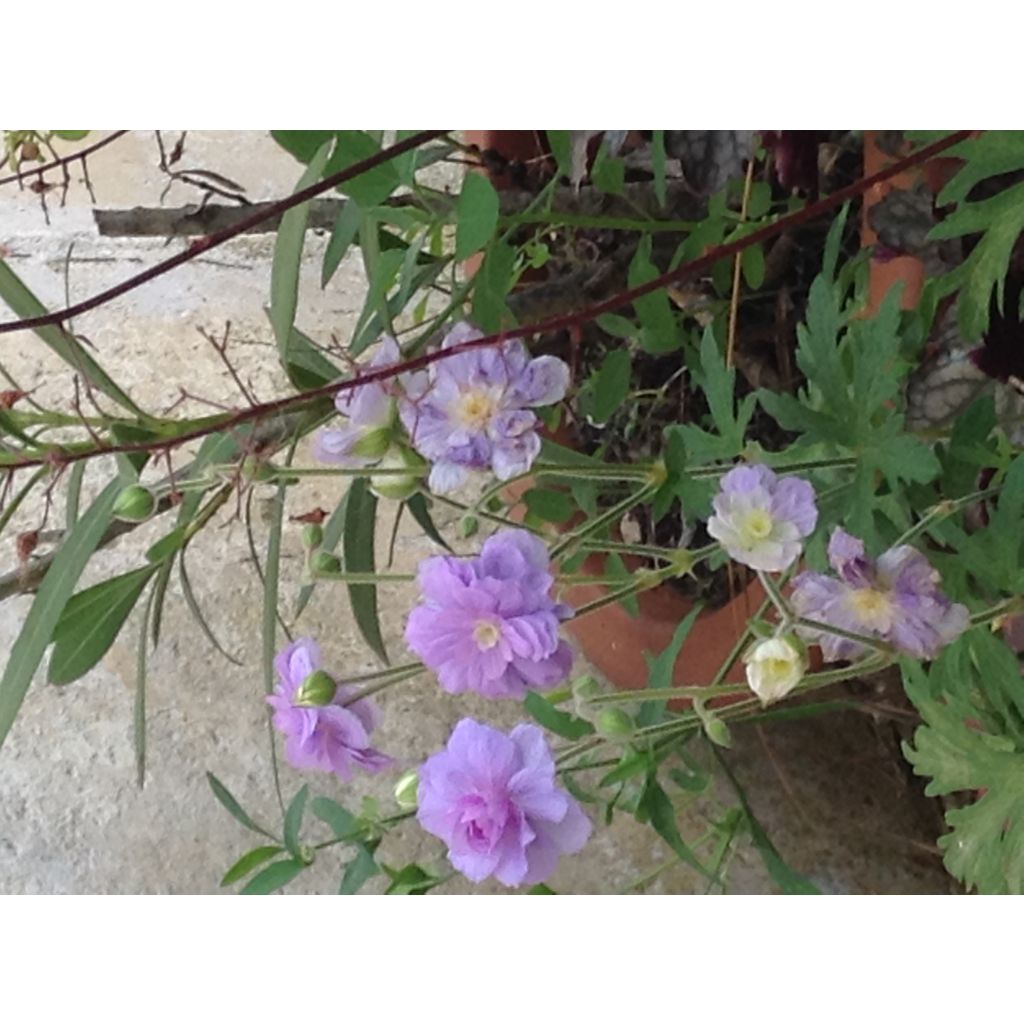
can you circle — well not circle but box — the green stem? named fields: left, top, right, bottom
left=340, top=664, right=425, bottom=705
left=757, top=569, right=792, bottom=623
left=793, top=615, right=895, bottom=655
left=894, top=485, right=1002, bottom=547
left=550, top=482, right=658, bottom=560
left=312, top=569, right=415, bottom=584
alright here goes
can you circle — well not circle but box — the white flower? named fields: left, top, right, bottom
left=743, top=636, right=806, bottom=705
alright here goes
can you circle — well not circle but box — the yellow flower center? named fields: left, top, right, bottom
left=739, top=508, right=774, bottom=545
left=847, top=588, right=893, bottom=629
left=473, top=620, right=501, bottom=650
left=454, top=388, right=499, bottom=431
left=763, top=657, right=795, bottom=678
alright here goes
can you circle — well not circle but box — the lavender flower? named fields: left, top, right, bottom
left=399, top=321, right=569, bottom=493
left=405, top=528, right=574, bottom=699
left=267, top=637, right=392, bottom=780
left=417, top=718, right=592, bottom=887
left=313, top=336, right=401, bottom=468
left=706, top=464, right=818, bottom=572
left=791, top=528, right=970, bottom=661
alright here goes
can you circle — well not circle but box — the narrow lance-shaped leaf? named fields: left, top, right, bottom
left=220, top=845, right=285, bottom=887
left=0, top=259, right=145, bottom=416
left=271, top=142, right=332, bottom=372
left=48, top=565, right=158, bottom=685
left=0, top=479, right=122, bottom=749
left=134, top=585, right=156, bottom=788
left=241, top=858, right=306, bottom=895
left=342, top=477, right=388, bottom=662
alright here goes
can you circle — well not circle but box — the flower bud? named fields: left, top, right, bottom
left=743, top=635, right=807, bottom=706
left=393, top=770, right=419, bottom=809
left=302, top=523, right=324, bottom=549
left=595, top=708, right=634, bottom=738
left=310, top=550, right=342, bottom=575
left=369, top=445, right=426, bottom=501
left=460, top=514, right=479, bottom=538
left=112, top=484, right=157, bottom=522
left=293, top=669, right=337, bottom=707
left=240, top=455, right=275, bottom=482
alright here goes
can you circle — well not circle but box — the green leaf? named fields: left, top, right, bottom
left=340, top=846, right=380, bottom=894
left=47, top=565, right=157, bottom=685
left=471, top=238, right=516, bottom=333
left=591, top=149, right=625, bottom=195
left=327, top=131, right=401, bottom=208
left=343, top=478, right=387, bottom=661
left=311, top=796, right=361, bottom=841
left=637, top=775, right=715, bottom=881
left=179, top=549, right=242, bottom=666
left=405, top=493, right=452, bottom=552
left=628, top=239, right=680, bottom=354
left=903, top=631, right=1024, bottom=893
left=262, top=479, right=287, bottom=700
left=283, top=785, right=309, bottom=858
left=53, top=130, right=90, bottom=141
left=0, top=479, right=121, bottom=748
left=527, top=883, right=557, bottom=894
left=524, top=691, right=595, bottom=740
left=280, top=325, right=339, bottom=390
left=206, top=771, right=277, bottom=841
left=241, top=858, right=306, bottom=895
left=0, top=259, right=145, bottom=416
left=455, top=173, right=500, bottom=260
left=322, top=199, right=363, bottom=286
left=639, top=605, right=702, bottom=728
left=523, top=487, right=574, bottom=524
left=582, top=348, right=631, bottom=426
left=714, top=749, right=818, bottom=893
left=272, top=130, right=336, bottom=164
left=271, top=143, right=332, bottom=370
left=65, top=462, right=86, bottom=529
left=134, top=584, right=156, bottom=788
left=651, top=131, right=667, bottom=209
left=741, top=242, right=765, bottom=289
left=220, top=845, right=285, bottom=887
left=383, top=863, right=441, bottom=895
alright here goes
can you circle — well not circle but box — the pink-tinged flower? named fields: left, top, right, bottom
left=706, top=464, right=818, bottom=572
left=267, top=638, right=392, bottom=780
left=417, top=718, right=592, bottom=887
left=398, top=322, right=569, bottom=493
left=313, top=336, right=400, bottom=468
left=791, top=528, right=970, bottom=662
left=405, top=529, right=574, bottom=699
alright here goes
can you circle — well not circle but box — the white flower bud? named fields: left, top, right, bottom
left=369, top=445, right=426, bottom=501
left=743, top=636, right=806, bottom=705
left=393, top=770, right=419, bottom=809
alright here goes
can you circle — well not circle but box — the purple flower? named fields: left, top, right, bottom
left=791, top=528, right=970, bottom=661
left=267, top=637, right=392, bottom=780
left=399, top=321, right=569, bottom=493
left=405, top=528, right=574, bottom=699
left=706, top=464, right=818, bottom=572
left=417, top=718, right=592, bottom=887
left=313, top=336, right=400, bottom=468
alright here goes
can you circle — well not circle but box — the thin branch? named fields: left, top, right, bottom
left=0, top=131, right=974, bottom=475
left=0, top=130, right=448, bottom=336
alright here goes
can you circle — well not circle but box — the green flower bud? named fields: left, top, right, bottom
left=302, top=523, right=324, bottom=549
left=310, top=550, right=342, bottom=575
left=596, top=708, right=634, bottom=738
left=393, top=770, right=419, bottom=809
left=112, top=484, right=157, bottom=523
left=571, top=674, right=603, bottom=717
left=369, top=445, right=427, bottom=501
left=240, top=456, right=275, bottom=482
left=460, top=514, right=479, bottom=538
left=293, top=669, right=337, bottom=707
left=352, top=427, right=393, bottom=460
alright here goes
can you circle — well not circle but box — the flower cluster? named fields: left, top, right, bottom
left=707, top=464, right=818, bottom=573
left=792, top=528, right=969, bottom=661
left=267, top=638, right=392, bottom=781
left=400, top=323, right=570, bottom=493
left=314, top=323, right=569, bottom=496
left=405, top=528, right=574, bottom=699
left=417, top=718, right=591, bottom=887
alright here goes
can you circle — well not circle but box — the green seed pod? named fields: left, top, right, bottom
left=310, top=550, right=342, bottom=575
left=369, top=445, right=427, bottom=501
left=393, top=770, right=419, bottom=810
left=596, top=708, right=634, bottom=738
left=112, top=484, right=157, bottom=523
left=302, top=523, right=324, bottom=549
left=293, top=669, right=338, bottom=707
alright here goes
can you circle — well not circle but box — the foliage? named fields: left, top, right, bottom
left=0, top=128, right=1021, bottom=895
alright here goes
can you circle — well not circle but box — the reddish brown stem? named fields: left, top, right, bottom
left=0, top=130, right=972, bottom=473
left=0, top=130, right=448, bottom=335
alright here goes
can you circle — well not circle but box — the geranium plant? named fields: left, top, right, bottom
left=1, top=129, right=1022, bottom=894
